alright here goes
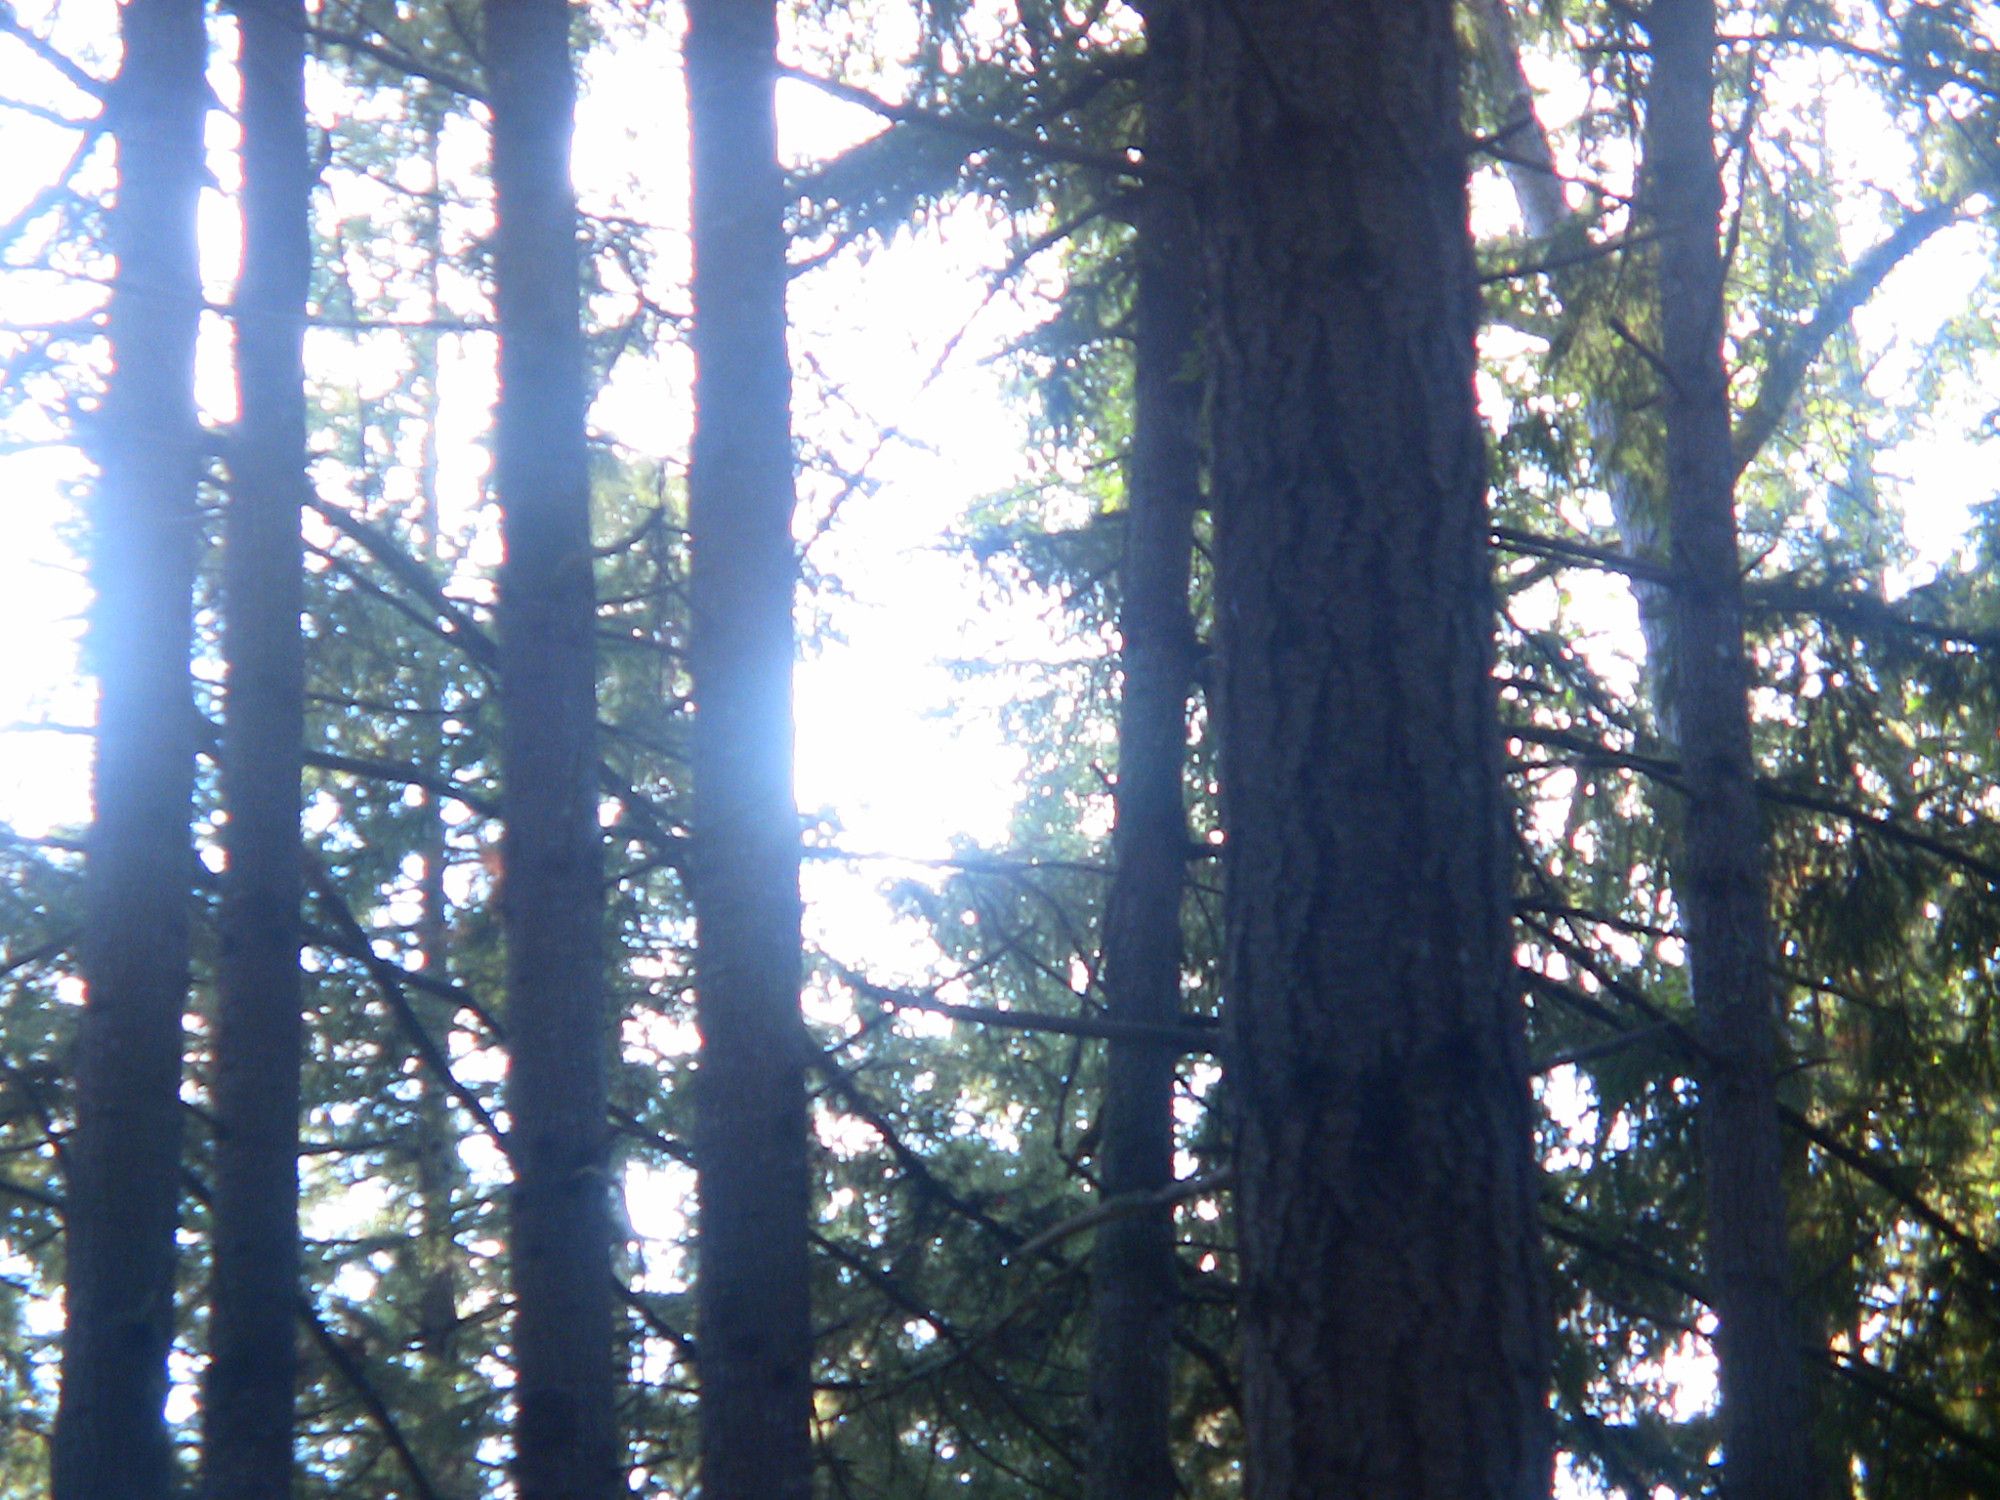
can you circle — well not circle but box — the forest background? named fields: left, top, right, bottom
left=0, top=0, right=1998, bottom=1498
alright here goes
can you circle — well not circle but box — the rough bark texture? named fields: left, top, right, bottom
left=487, top=2, right=617, bottom=1494
left=52, top=4, right=207, bottom=1496
left=1645, top=5, right=1813, bottom=1497
left=1084, top=3, right=1203, bottom=1496
left=685, top=0, right=815, bottom=1495
left=1189, top=2, right=1550, bottom=1496
left=201, top=1, right=312, bottom=1495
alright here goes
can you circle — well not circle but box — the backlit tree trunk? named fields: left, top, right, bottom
left=685, top=0, right=815, bottom=1494
left=201, top=0, right=312, bottom=1494
left=1646, top=5, right=1813, bottom=1495
left=487, top=1, right=617, bottom=1494
left=53, top=4, right=207, bottom=1496
left=1189, top=1, right=1550, bottom=1494
left=1085, top=2, right=1203, bottom=1495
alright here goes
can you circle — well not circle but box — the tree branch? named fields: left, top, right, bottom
left=835, top=962, right=1218, bottom=1051
left=779, top=64, right=1142, bottom=179
left=1734, top=188, right=1991, bottom=474
left=1009, top=1171, right=1232, bottom=1262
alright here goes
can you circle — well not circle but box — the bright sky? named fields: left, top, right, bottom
left=0, top=2, right=1052, bottom=869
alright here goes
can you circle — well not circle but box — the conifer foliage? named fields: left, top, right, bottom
left=0, top=2, right=1996, bottom=1498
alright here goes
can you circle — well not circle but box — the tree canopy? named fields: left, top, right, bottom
left=0, top=0, right=1997, bottom=1497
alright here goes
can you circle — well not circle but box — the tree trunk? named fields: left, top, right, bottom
left=487, top=1, right=617, bottom=1494
left=684, top=0, right=815, bottom=1495
left=407, top=98, right=478, bottom=1492
left=1188, top=1, right=1550, bottom=1495
left=1475, top=12, right=1819, bottom=1491
left=1085, top=2, right=1202, bottom=1496
left=1646, top=5, right=1813, bottom=1497
left=52, top=3, right=208, bottom=1496
left=201, top=0, right=312, bottom=1495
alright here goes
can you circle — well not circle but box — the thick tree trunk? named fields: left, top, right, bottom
left=201, top=1, right=312, bottom=1495
left=487, top=2, right=617, bottom=1495
left=684, top=0, right=815, bottom=1495
left=1189, top=2, right=1550, bottom=1496
left=52, top=4, right=208, bottom=1496
left=1646, top=5, right=1813, bottom=1497
left=1084, top=3, right=1202, bottom=1496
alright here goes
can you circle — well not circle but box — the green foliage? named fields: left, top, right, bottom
left=3, top=0, right=2000, bottom=1496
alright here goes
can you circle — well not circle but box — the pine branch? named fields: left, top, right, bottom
left=1734, top=187, right=1992, bottom=474
left=1492, top=523, right=1678, bottom=586
left=1821, top=1346, right=2000, bottom=1476
left=304, top=23, right=484, bottom=102
left=1781, top=1107, right=2000, bottom=1297
left=836, top=962, right=1218, bottom=1051
left=1009, top=1171, right=1232, bottom=1262
left=300, top=1295, right=446, bottom=1500
left=305, top=850, right=510, bottom=1154
left=779, top=64, right=1143, bottom=179
left=305, top=748, right=497, bottom=817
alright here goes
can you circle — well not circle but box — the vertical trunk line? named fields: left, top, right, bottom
left=1646, top=5, right=1814, bottom=1497
left=1190, top=2, right=1550, bottom=1495
left=409, top=94, right=478, bottom=1494
left=684, top=0, right=815, bottom=1496
left=487, top=2, right=617, bottom=1494
left=53, top=3, right=208, bottom=1495
left=1085, top=1, right=1204, bottom=1495
left=202, top=0, right=312, bottom=1495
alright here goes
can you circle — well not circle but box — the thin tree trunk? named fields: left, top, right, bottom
left=1085, top=2, right=1202, bottom=1494
left=1189, top=1, right=1550, bottom=1495
left=201, top=0, right=312, bottom=1495
left=487, top=1, right=616, bottom=1494
left=1646, top=5, right=1813, bottom=1496
left=684, top=0, right=814, bottom=1494
left=1477, top=6, right=1820, bottom=1493
left=408, top=97, right=478, bottom=1493
left=53, top=3, right=208, bottom=1496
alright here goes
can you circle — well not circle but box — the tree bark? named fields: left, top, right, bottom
left=685, top=0, right=815, bottom=1495
left=487, top=1, right=617, bottom=1494
left=1085, top=3, right=1202, bottom=1496
left=1645, top=5, right=1813, bottom=1497
left=1189, top=2, right=1551, bottom=1496
left=201, top=1, right=312, bottom=1495
left=52, top=3, right=208, bottom=1496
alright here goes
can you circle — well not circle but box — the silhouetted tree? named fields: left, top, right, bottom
left=686, top=0, right=815, bottom=1493
left=202, top=0, right=312, bottom=1494
left=1086, top=5, right=1203, bottom=1497
left=53, top=4, right=208, bottom=1496
left=488, top=0, right=617, bottom=1493
left=1189, top=0, right=1550, bottom=1493
left=1647, top=3, right=1814, bottom=1494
